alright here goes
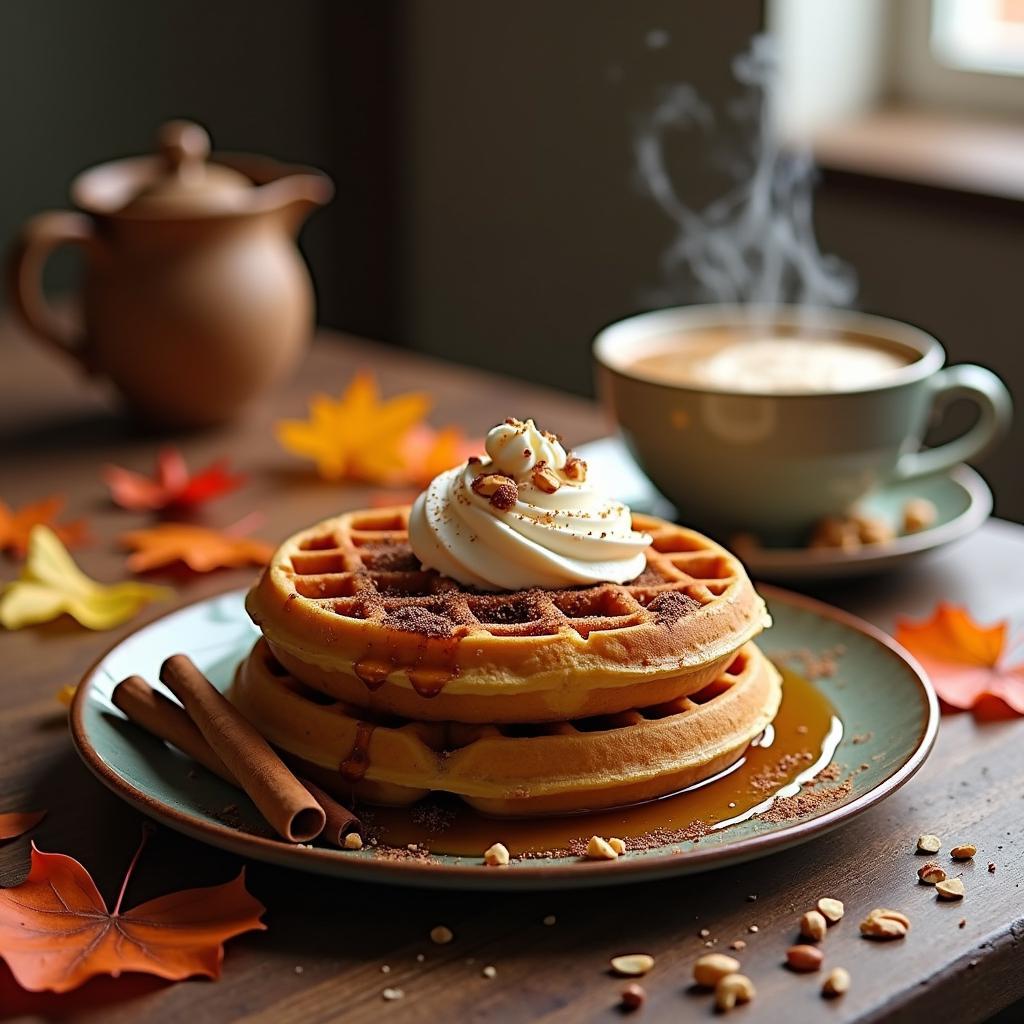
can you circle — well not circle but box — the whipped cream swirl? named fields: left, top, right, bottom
left=408, top=418, right=651, bottom=591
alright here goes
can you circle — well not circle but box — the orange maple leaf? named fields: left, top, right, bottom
left=896, top=603, right=1024, bottom=720
left=120, top=522, right=273, bottom=574
left=0, top=811, right=45, bottom=842
left=401, top=424, right=482, bottom=487
left=0, top=496, right=87, bottom=558
left=0, top=831, right=265, bottom=993
left=275, top=372, right=431, bottom=483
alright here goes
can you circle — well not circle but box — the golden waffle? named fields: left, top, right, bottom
left=245, top=507, right=770, bottom=723
left=230, top=638, right=782, bottom=816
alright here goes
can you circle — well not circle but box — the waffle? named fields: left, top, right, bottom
left=245, top=506, right=770, bottom=723
left=231, top=638, right=782, bottom=816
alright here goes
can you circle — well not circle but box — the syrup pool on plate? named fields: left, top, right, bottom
left=361, top=667, right=841, bottom=857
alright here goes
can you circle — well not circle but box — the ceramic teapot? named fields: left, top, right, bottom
left=8, top=120, right=333, bottom=427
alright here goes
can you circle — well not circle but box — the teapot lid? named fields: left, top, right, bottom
left=117, top=121, right=254, bottom=216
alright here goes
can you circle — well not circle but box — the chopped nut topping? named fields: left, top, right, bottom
left=918, top=862, right=947, bottom=885
left=860, top=908, right=910, bottom=940
left=950, top=844, right=977, bottom=861
left=343, top=832, right=363, bottom=851
left=585, top=835, right=618, bottom=860
left=822, top=967, right=851, bottom=998
left=563, top=454, right=587, bottom=482
left=471, top=473, right=518, bottom=511
left=530, top=461, right=561, bottom=494
left=715, top=973, right=755, bottom=1012
left=483, top=842, right=510, bottom=867
left=620, top=983, right=646, bottom=1011
left=917, top=834, right=941, bottom=854
left=693, top=953, right=740, bottom=987
left=610, top=954, right=655, bottom=977
left=786, top=945, right=823, bottom=972
left=608, top=837, right=627, bottom=856
left=816, top=897, right=844, bottom=923
left=430, top=925, right=454, bottom=945
left=800, top=910, right=828, bottom=942
left=936, top=878, right=965, bottom=901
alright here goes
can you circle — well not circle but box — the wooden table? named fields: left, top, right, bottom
left=2, top=323, right=1022, bottom=1024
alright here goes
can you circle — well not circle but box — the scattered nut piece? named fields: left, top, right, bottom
left=484, top=842, right=510, bottom=867
left=816, top=897, right=844, bottom=923
left=809, top=516, right=861, bottom=551
left=381, top=964, right=390, bottom=974
left=610, top=954, right=655, bottom=978
left=482, top=965, right=497, bottom=979
left=729, top=940, right=747, bottom=952
left=822, top=967, right=851, bottom=998
left=430, top=925, right=454, bottom=945
left=936, top=878, right=965, bottom=901
left=860, top=908, right=910, bottom=940
left=693, top=953, right=741, bottom=988
left=988, top=862, right=997, bottom=873
left=715, top=973, right=755, bottom=1012
left=747, top=925, right=759, bottom=933
left=950, top=844, right=977, bottom=861
left=620, top=983, right=646, bottom=1011
left=563, top=454, right=587, bottom=482
left=585, top=835, right=618, bottom=860
left=471, top=473, right=518, bottom=510
left=918, top=862, right=947, bottom=885
left=698, top=928, right=711, bottom=939
left=903, top=498, right=937, bottom=533
left=382, top=988, right=404, bottom=1001
left=800, top=910, right=828, bottom=942
left=608, top=837, right=627, bottom=856
left=854, top=513, right=895, bottom=546
left=530, top=462, right=561, bottom=494
left=917, top=834, right=941, bottom=854
left=343, top=832, right=363, bottom=851
left=786, top=944, right=824, bottom=972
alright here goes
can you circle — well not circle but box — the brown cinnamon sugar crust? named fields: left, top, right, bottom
left=245, top=507, right=770, bottom=723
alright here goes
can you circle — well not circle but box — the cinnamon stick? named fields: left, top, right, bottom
left=112, top=674, right=362, bottom=846
left=159, top=654, right=325, bottom=843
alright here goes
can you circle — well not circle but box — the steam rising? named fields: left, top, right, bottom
left=634, top=35, right=856, bottom=308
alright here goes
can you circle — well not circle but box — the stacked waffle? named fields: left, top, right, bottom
left=234, top=505, right=779, bottom=816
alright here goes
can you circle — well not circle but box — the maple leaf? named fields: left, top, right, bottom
left=896, top=603, right=1024, bottom=720
left=276, top=372, right=431, bottom=482
left=401, top=424, right=482, bottom=487
left=0, top=811, right=45, bottom=842
left=0, top=831, right=265, bottom=993
left=103, top=447, right=246, bottom=512
left=0, top=527, right=170, bottom=631
left=0, top=496, right=87, bottom=559
left=120, top=522, right=273, bottom=574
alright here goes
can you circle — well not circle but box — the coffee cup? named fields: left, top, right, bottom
left=593, top=305, right=1012, bottom=542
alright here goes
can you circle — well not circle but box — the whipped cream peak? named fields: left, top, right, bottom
left=408, top=418, right=652, bottom=591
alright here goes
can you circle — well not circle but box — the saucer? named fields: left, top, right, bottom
left=577, top=437, right=992, bottom=583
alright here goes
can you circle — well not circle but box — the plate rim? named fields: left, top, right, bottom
left=70, top=585, right=939, bottom=889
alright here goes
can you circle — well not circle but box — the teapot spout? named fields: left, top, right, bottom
left=262, top=173, right=334, bottom=231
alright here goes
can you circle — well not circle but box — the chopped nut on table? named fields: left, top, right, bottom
left=693, top=953, right=740, bottom=987
left=816, top=897, right=845, bottom=923
left=585, top=835, right=618, bottom=860
left=800, top=910, right=828, bottom=942
left=610, top=954, right=655, bottom=978
left=482, top=965, right=497, bottom=979
left=918, top=862, right=947, bottom=885
left=608, top=837, right=627, bottom=856
left=620, top=982, right=646, bottom=1011
left=950, top=844, right=977, bottom=861
left=484, top=842, right=510, bottom=867
left=715, top=973, right=755, bottom=1012
left=860, top=908, right=911, bottom=940
left=936, top=878, right=965, bottom=901
left=786, top=945, right=823, bottom=972
left=822, top=967, right=851, bottom=998
left=917, top=834, right=941, bottom=854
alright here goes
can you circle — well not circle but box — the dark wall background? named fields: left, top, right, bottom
left=2, top=0, right=1021, bottom=519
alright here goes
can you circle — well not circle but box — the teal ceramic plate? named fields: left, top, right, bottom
left=71, top=587, right=937, bottom=890
left=579, top=437, right=991, bottom=582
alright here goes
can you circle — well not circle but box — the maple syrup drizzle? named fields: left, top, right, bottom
left=362, top=668, right=842, bottom=857
left=339, top=721, right=376, bottom=782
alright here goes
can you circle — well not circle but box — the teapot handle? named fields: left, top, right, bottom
left=8, top=210, right=97, bottom=371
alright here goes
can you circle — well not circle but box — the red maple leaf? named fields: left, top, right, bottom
left=0, top=830, right=265, bottom=993
left=896, top=603, right=1024, bottom=720
left=103, top=447, right=246, bottom=512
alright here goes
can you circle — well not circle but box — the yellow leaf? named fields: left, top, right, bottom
left=275, top=372, right=431, bottom=483
left=0, top=527, right=170, bottom=631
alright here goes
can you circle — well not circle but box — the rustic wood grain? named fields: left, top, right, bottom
left=1, top=319, right=1022, bottom=1023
